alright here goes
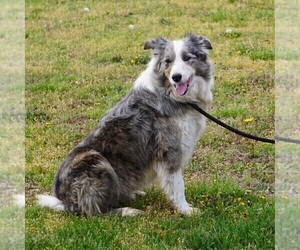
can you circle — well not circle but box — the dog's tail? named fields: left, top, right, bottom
left=36, top=194, right=65, bottom=211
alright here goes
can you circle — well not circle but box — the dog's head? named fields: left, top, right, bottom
left=144, top=34, right=213, bottom=103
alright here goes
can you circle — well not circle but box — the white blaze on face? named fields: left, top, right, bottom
left=170, top=40, right=195, bottom=96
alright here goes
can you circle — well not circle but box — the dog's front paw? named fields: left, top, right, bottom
left=178, top=206, right=201, bottom=216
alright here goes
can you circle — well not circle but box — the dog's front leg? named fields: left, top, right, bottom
left=157, top=168, right=199, bottom=216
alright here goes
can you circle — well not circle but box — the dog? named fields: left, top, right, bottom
left=37, top=34, right=214, bottom=216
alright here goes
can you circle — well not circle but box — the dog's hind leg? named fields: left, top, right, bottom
left=110, top=207, right=144, bottom=217
left=54, top=149, right=121, bottom=215
left=131, top=190, right=146, bottom=200
left=109, top=190, right=146, bottom=216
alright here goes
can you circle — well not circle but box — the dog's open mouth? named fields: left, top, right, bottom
left=174, top=75, right=193, bottom=96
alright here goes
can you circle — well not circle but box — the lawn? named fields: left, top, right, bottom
left=25, top=0, right=275, bottom=249
left=275, top=1, right=300, bottom=247
left=0, top=1, right=25, bottom=249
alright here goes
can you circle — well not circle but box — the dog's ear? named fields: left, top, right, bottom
left=144, top=37, right=168, bottom=50
left=185, top=33, right=212, bottom=50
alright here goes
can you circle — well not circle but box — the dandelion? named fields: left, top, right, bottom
left=128, top=24, right=134, bottom=30
left=243, top=117, right=254, bottom=122
left=83, top=7, right=90, bottom=13
left=245, top=189, right=252, bottom=194
left=226, top=28, right=233, bottom=34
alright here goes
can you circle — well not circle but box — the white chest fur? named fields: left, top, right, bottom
left=174, top=110, right=206, bottom=168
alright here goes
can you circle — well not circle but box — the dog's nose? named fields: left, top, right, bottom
left=172, top=73, right=182, bottom=83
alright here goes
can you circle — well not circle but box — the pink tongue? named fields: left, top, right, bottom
left=175, top=82, right=188, bottom=96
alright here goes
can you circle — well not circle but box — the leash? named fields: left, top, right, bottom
left=189, top=103, right=300, bottom=144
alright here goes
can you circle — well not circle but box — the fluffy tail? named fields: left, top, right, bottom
left=36, top=194, right=65, bottom=211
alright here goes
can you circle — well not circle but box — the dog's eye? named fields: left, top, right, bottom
left=164, top=59, right=172, bottom=67
left=183, top=55, right=192, bottom=62
left=165, top=59, right=172, bottom=64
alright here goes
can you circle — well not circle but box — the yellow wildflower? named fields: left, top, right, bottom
left=243, top=118, right=253, bottom=122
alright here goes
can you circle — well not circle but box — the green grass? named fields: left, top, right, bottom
left=232, top=42, right=274, bottom=61
left=276, top=198, right=300, bottom=249
left=26, top=0, right=275, bottom=249
left=0, top=204, right=25, bottom=249
left=0, top=1, right=25, bottom=249
left=26, top=182, right=274, bottom=249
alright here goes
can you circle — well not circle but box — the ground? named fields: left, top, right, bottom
left=0, top=1, right=25, bottom=248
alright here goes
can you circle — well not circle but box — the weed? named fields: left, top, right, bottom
left=232, top=42, right=274, bottom=61
left=209, top=10, right=228, bottom=22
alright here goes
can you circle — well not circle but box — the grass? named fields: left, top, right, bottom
left=26, top=183, right=274, bottom=249
left=276, top=197, right=300, bottom=249
left=26, top=0, right=275, bottom=249
left=275, top=2, right=300, bottom=247
left=0, top=1, right=25, bottom=249
left=232, top=42, right=274, bottom=61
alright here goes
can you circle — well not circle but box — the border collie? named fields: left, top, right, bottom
left=37, top=34, right=213, bottom=216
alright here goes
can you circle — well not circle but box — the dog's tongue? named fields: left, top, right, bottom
left=175, top=82, right=188, bottom=96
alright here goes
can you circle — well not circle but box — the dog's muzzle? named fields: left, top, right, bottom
left=173, top=75, right=193, bottom=96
